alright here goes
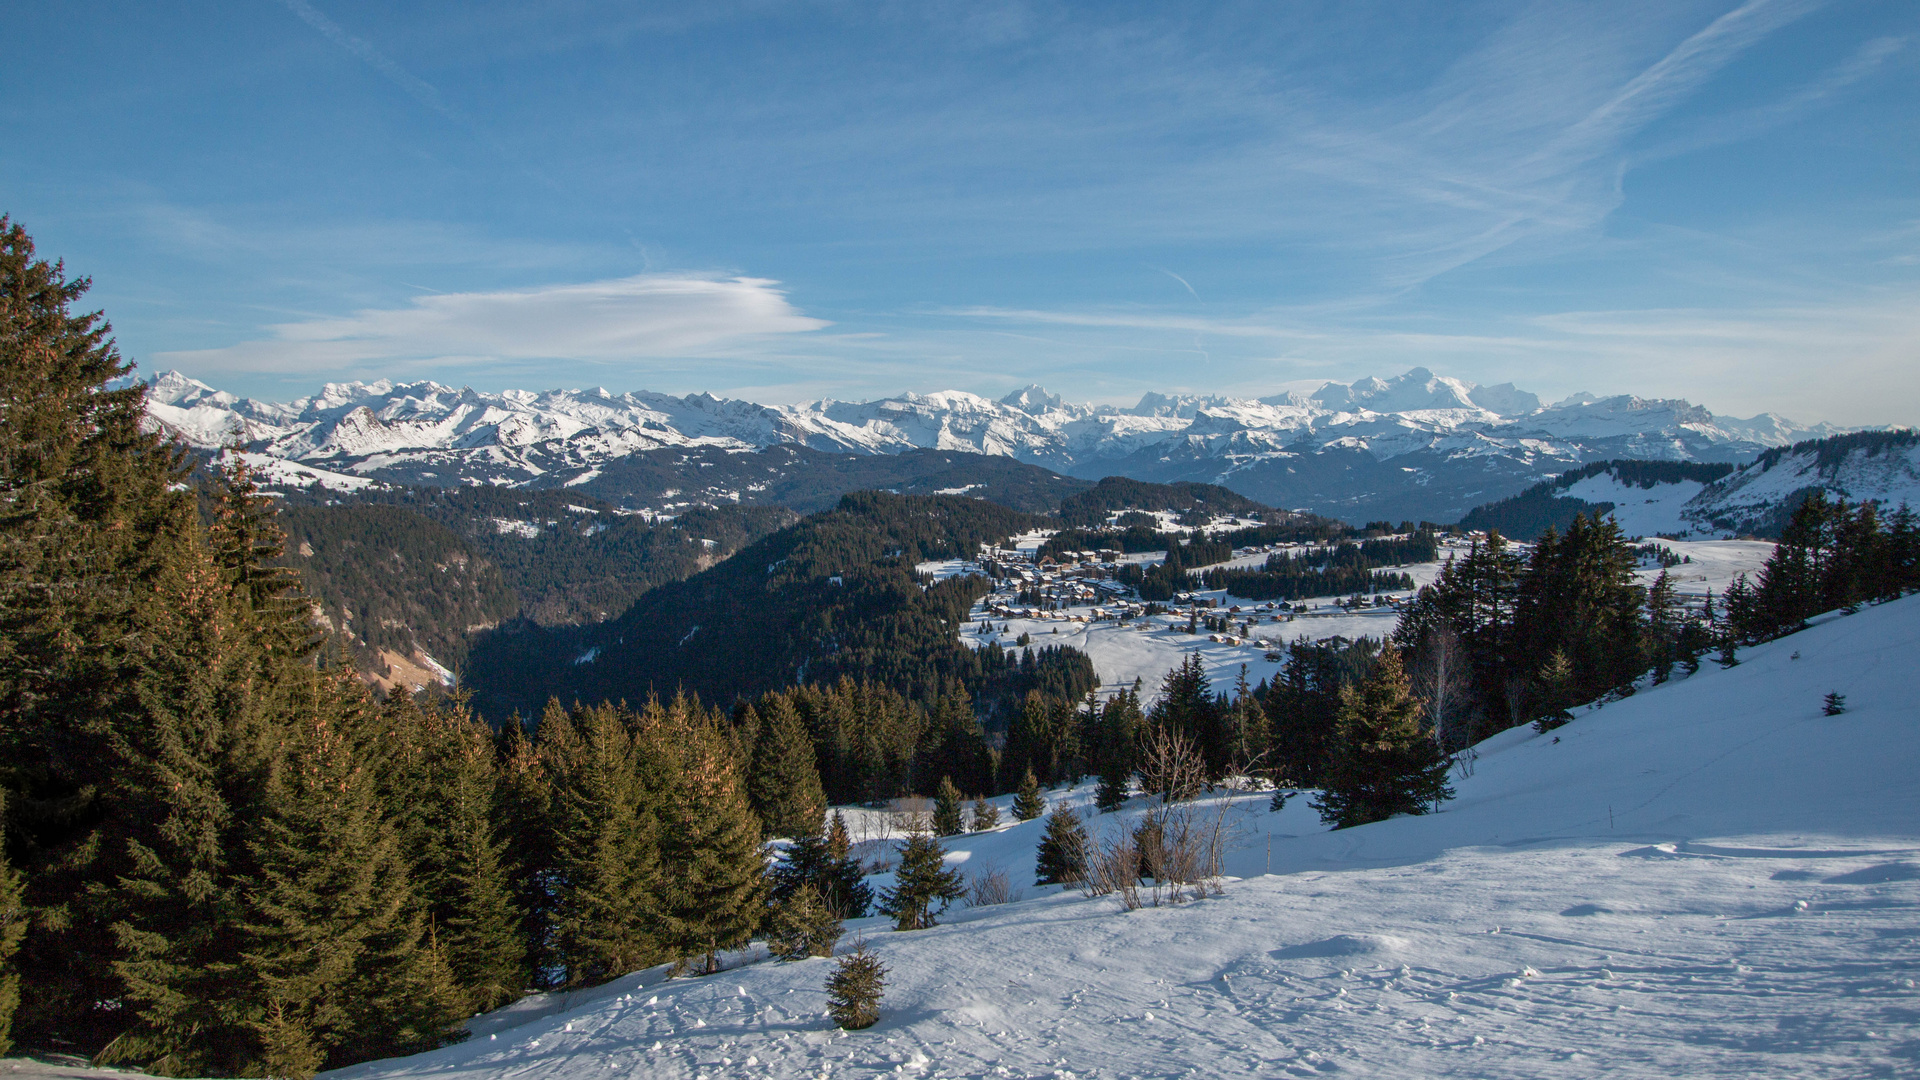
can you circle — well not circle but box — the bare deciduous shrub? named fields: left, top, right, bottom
left=1080, top=826, right=1142, bottom=909
left=963, top=864, right=1021, bottom=907
left=1136, top=726, right=1206, bottom=803
left=1081, top=795, right=1245, bottom=910
left=887, top=796, right=933, bottom=836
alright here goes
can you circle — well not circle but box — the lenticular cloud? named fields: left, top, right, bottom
left=168, top=273, right=829, bottom=374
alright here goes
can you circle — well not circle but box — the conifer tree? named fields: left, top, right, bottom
left=1034, top=807, right=1088, bottom=887
left=414, top=699, right=525, bottom=1013
left=1, top=216, right=204, bottom=1047
left=969, top=795, right=999, bottom=831
left=1093, top=689, right=1142, bottom=812
left=1312, top=649, right=1454, bottom=830
left=494, top=711, right=557, bottom=988
left=1644, top=571, right=1681, bottom=684
left=655, top=706, right=768, bottom=974
left=1011, top=769, right=1047, bottom=821
left=548, top=704, right=660, bottom=986
left=915, top=687, right=994, bottom=797
left=877, top=834, right=964, bottom=931
left=827, top=809, right=854, bottom=861
left=771, top=829, right=873, bottom=919
left=749, top=695, right=827, bottom=841
left=932, top=777, right=965, bottom=836
left=1823, top=692, right=1847, bottom=716
left=1530, top=650, right=1577, bottom=732
left=0, top=790, right=24, bottom=1057
left=242, top=672, right=463, bottom=1074
left=95, top=527, right=268, bottom=1076
left=94, top=454, right=325, bottom=1077
left=825, top=943, right=886, bottom=1030
left=765, top=884, right=842, bottom=961
left=1001, top=692, right=1051, bottom=789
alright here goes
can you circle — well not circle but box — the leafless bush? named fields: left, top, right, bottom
left=887, top=796, right=933, bottom=836
left=963, top=864, right=1021, bottom=907
left=1137, top=726, right=1206, bottom=803
left=1081, top=826, right=1142, bottom=909
left=848, top=807, right=896, bottom=849
left=1413, top=623, right=1471, bottom=755
left=1081, top=797, right=1242, bottom=910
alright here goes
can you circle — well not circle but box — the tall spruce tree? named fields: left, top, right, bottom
left=655, top=703, right=768, bottom=974
left=1093, top=690, right=1143, bottom=812
left=1312, top=648, right=1454, bottom=830
left=1001, top=693, right=1051, bottom=789
left=494, top=711, right=558, bottom=989
left=0, top=216, right=203, bottom=1050
left=0, top=790, right=24, bottom=1057
left=92, top=453, right=327, bottom=1076
left=547, top=704, right=660, bottom=987
left=748, top=695, right=827, bottom=841
left=413, top=697, right=525, bottom=1013
left=95, top=525, right=269, bottom=1076
left=242, top=669, right=463, bottom=1075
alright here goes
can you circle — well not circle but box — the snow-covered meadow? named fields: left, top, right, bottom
left=331, top=592, right=1920, bottom=1079
left=956, top=536, right=1772, bottom=698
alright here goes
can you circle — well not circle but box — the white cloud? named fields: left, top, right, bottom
left=159, top=274, right=829, bottom=375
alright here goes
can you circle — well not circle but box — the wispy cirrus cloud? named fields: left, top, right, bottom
left=158, top=274, right=829, bottom=377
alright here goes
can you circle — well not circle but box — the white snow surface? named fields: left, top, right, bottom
left=332, top=594, right=1920, bottom=1080
left=1559, top=474, right=1707, bottom=538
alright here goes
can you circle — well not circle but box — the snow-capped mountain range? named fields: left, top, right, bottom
left=140, top=367, right=1851, bottom=523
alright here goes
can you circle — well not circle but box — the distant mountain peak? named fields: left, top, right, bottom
left=138, top=366, right=1847, bottom=523
left=1000, top=384, right=1064, bottom=413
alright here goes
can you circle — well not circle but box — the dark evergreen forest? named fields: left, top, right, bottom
left=464, top=491, right=1097, bottom=726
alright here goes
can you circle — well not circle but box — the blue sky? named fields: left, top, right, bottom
left=2, top=0, right=1915, bottom=423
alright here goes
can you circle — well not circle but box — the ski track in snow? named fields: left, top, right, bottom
left=317, top=595, right=1920, bottom=1080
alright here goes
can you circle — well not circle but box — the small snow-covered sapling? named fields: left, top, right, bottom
left=1822, top=692, right=1846, bottom=716
left=826, top=941, right=886, bottom=1030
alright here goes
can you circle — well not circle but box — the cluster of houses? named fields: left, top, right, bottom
left=977, top=544, right=1133, bottom=616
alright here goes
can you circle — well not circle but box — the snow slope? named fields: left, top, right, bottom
left=332, top=594, right=1920, bottom=1079
left=1683, top=434, right=1920, bottom=536
left=1559, top=474, right=1708, bottom=538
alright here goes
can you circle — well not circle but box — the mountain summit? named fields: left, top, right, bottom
left=140, top=368, right=1846, bottom=523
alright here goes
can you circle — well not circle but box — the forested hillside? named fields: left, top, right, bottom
left=1056, top=476, right=1270, bottom=527
left=275, top=503, right=516, bottom=673
left=571, top=443, right=1093, bottom=515
left=466, top=492, right=1095, bottom=723
left=298, top=486, right=797, bottom=625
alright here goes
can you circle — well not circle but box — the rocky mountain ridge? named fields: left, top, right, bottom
left=140, top=366, right=1851, bottom=522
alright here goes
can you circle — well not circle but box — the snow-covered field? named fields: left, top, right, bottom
left=1560, top=474, right=1710, bottom=538
left=964, top=536, right=1765, bottom=697
left=329, top=593, right=1920, bottom=1080
left=1635, top=539, right=1777, bottom=600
